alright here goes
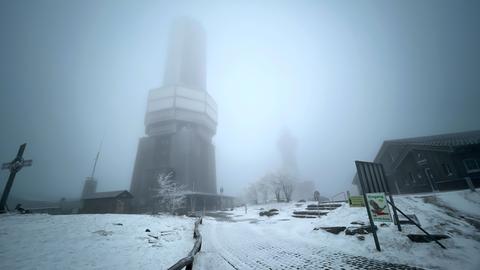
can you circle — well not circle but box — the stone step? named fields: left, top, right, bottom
left=307, top=203, right=342, bottom=208
left=306, top=206, right=340, bottom=211
left=292, top=214, right=318, bottom=219
left=407, top=234, right=449, bottom=243
left=315, top=226, right=347, bottom=234
left=398, top=214, right=420, bottom=225
left=293, top=211, right=328, bottom=216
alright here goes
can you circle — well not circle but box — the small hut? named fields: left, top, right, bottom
left=81, top=190, right=133, bottom=214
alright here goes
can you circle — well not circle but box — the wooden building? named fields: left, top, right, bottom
left=353, top=130, right=480, bottom=194
left=81, top=190, right=133, bottom=214
left=183, top=192, right=235, bottom=212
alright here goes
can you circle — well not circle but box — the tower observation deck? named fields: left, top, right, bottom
left=130, top=18, right=220, bottom=211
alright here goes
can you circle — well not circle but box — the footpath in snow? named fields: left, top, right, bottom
left=194, top=190, right=480, bottom=270
left=0, top=214, right=194, bottom=270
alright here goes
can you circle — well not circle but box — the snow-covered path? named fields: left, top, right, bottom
left=194, top=218, right=423, bottom=270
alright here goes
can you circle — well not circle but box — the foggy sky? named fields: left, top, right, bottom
left=1, top=0, right=479, bottom=201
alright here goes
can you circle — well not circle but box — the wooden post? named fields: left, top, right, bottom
left=356, top=161, right=381, bottom=251
left=1, top=144, right=33, bottom=213
left=465, top=177, right=476, bottom=192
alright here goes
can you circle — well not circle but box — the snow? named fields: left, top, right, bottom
left=429, top=189, right=480, bottom=218
left=310, top=197, right=480, bottom=270
left=2, top=190, right=479, bottom=270
left=196, top=190, right=480, bottom=270
left=0, top=214, right=195, bottom=270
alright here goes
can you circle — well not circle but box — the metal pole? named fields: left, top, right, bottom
left=356, top=161, right=381, bottom=251
left=379, top=164, right=402, bottom=232
left=465, top=177, right=476, bottom=192
left=387, top=200, right=446, bottom=249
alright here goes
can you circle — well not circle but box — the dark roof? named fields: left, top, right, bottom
left=83, top=190, right=133, bottom=200
left=352, top=130, right=480, bottom=185
left=385, top=130, right=480, bottom=147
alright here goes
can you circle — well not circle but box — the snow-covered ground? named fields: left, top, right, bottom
left=195, top=190, right=480, bottom=270
left=1, top=191, right=478, bottom=270
left=0, top=214, right=195, bottom=270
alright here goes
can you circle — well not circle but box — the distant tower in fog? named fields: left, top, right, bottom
left=277, top=129, right=315, bottom=200
left=82, top=146, right=101, bottom=198
left=81, top=177, right=97, bottom=198
left=277, top=128, right=298, bottom=177
left=130, top=18, right=218, bottom=210
left=163, top=19, right=206, bottom=91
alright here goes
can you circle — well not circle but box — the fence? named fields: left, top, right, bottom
left=167, top=217, right=203, bottom=270
left=329, top=191, right=347, bottom=202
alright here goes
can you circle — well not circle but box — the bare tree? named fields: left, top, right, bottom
left=246, top=183, right=259, bottom=204
left=264, top=173, right=282, bottom=202
left=154, top=172, right=186, bottom=214
left=273, top=185, right=282, bottom=202
left=257, top=175, right=271, bottom=203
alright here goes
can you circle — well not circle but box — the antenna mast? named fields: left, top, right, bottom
left=90, top=139, right=103, bottom=179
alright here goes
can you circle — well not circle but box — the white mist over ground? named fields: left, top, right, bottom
left=0, top=1, right=479, bottom=201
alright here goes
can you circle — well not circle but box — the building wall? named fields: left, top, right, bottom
left=130, top=123, right=216, bottom=210
left=130, top=136, right=158, bottom=208
left=184, top=194, right=234, bottom=213
left=81, top=177, right=97, bottom=198
left=451, top=144, right=480, bottom=187
left=388, top=145, right=480, bottom=194
left=82, top=198, right=131, bottom=214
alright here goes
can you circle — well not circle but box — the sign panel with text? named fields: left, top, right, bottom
left=366, top=192, right=393, bottom=223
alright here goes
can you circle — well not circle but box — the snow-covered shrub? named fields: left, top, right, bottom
left=153, top=172, right=186, bottom=214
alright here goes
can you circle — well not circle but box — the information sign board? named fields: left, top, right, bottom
left=366, top=192, right=393, bottom=222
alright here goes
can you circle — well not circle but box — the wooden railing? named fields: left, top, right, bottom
left=167, top=217, right=203, bottom=270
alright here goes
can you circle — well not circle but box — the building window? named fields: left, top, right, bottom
left=442, top=163, right=453, bottom=176
left=409, top=172, right=416, bottom=184
left=463, top=159, right=480, bottom=173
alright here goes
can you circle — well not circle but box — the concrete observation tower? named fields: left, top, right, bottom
left=130, top=18, right=230, bottom=211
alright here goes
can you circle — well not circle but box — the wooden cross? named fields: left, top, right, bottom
left=0, top=143, right=33, bottom=213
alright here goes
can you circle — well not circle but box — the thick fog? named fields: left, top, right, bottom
left=1, top=0, right=479, bottom=201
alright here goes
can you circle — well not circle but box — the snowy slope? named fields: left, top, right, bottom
left=198, top=190, right=480, bottom=270
left=0, top=214, right=194, bottom=270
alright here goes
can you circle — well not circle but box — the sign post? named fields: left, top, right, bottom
left=355, top=160, right=446, bottom=251
left=0, top=143, right=33, bottom=213
left=355, top=161, right=397, bottom=251
left=360, top=179, right=382, bottom=251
